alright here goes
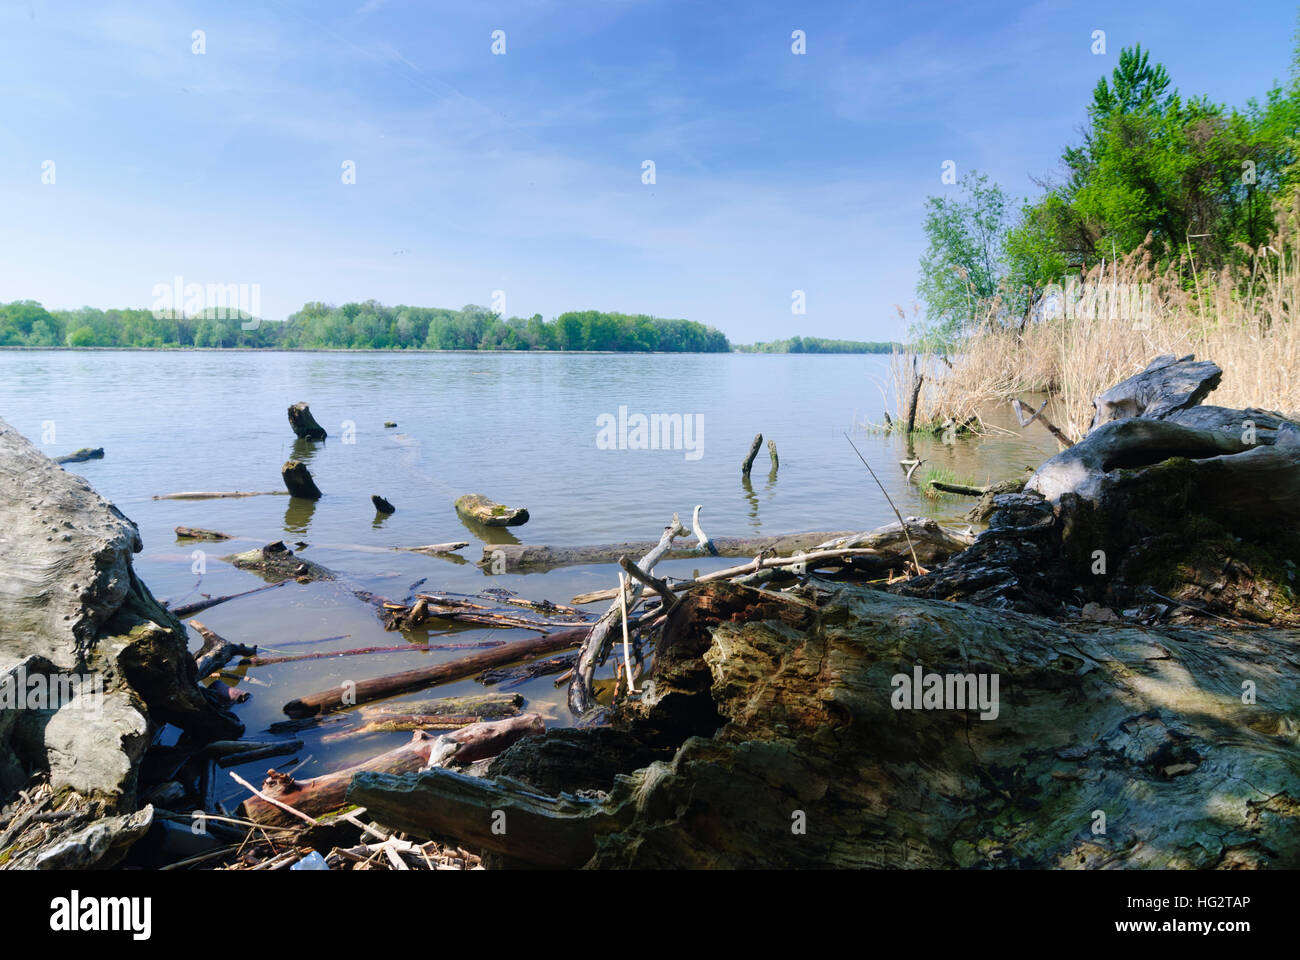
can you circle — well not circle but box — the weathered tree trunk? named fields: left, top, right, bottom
left=1088, top=354, right=1222, bottom=431
left=282, top=460, right=322, bottom=499
left=287, top=402, right=328, bottom=440
left=352, top=580, right=1300, bottom=868
left=455, top=493, right=529, bottom=526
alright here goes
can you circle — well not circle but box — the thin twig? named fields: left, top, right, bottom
left=844, top=434, right=922, bottom=572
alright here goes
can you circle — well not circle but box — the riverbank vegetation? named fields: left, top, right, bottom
left=0, top=301, right=731, bottom=352
left=904, top=39, right=1300, bottom=439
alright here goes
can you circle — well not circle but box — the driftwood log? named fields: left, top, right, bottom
left=351, top=579, right=1300, bottom=868
left=479, top=530, right=858, bottom=573
left=242, top=715, right=544, bottom=826
left=287, top=402, right=328, bottom=440
left=904, top=355, right=1300, bottom=624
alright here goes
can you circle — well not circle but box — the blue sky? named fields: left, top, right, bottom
left=1, top=0, right=1296, bottom=342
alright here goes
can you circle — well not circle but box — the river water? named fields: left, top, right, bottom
left=0, top=349, right=1059, bottom=809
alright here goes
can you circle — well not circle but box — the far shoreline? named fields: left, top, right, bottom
left=0, top=345, right=897, bottom=356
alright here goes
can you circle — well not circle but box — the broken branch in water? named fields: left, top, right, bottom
left=1012, top=397, right=1073, bottom=448
left=167, top=581, right=286, bottom=618
left=191, top=620, right=258, bottom=680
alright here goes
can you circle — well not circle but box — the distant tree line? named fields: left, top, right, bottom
left=0, top=301, right=732, bottom=352
left=732, top=336, right=901, bottom=353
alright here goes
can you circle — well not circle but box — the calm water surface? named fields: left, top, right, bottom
left=0, top=350, right=1058, bottom=809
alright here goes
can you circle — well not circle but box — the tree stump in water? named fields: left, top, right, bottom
left=282, top=460, right=322, bottom=499
left=371, top=494, right=395, bottom=514
left=287, top=401, right=328, bottom=440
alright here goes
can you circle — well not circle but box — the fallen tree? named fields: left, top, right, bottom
left=352, top=578, right=1300, bottom=868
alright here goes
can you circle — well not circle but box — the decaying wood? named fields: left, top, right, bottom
left=282, top=627, right=591, bottom=717
left=572, top=519, right=973, bottom=604
left=287, top=402, right=328, bottom=441
left=479, top=530, right=857, bottom=573
left=372, top=495, right=395, bottom=514
left=54, top=447, right=104, bottom=464
left=455, top=493, right=529, bottom=526
left=322, top=714, right=488, bottom=742
left=767, top=439, right=779, bottom=472
left=282, top=460, right=322, bottom=499
left=478, top=651, right=578, bottom=687
left=353, top=579, right=1300, bottom=868
left=174, top=526, right=233, bottom=541
left=167, top=581, right=285, bottom=618
left=741, top=433, right=763, bottom=474
left=203, top=739, right=304, bottom=767
left=379, top=593, right=588, bottom=632
left=224, top=541, right=336, bottom=582
left=242, top=715, right=544, bottom=826
left=358, top=691, right=523, bottom=721
left=190, top=620, right=258, bottom=679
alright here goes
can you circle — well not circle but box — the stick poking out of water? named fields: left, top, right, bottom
left=844, top=434, right=922, bottom=574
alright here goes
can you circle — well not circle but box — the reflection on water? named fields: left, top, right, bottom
left=0, top=350, right=1064, bottom=787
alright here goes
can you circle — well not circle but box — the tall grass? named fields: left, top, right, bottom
left=893, top=196, right=1300, bottom=440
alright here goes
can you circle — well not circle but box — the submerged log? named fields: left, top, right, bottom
left=480, top=529, right=857, bottom=573
left=242, top=715, right=543, bottom=826
left=282, top=626, right=591, bottom=717
left=394, top=541, right=469, bottom=556
left=455, top=493, right=529, bottom=526
left=282, top=460, right=322, bottom=499
left=54, top=447, right=104, bottom=464
left=174, top=526, right=233, bottom=541
left=224, top=541, right=336, bottom=583
left=241, top=639, right=507, bottom=667
left=371, top=495, right=395, bottom=514
left=287, top=402, right=328, bottom=440
left=353, top=579, right=1300, bottom=868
